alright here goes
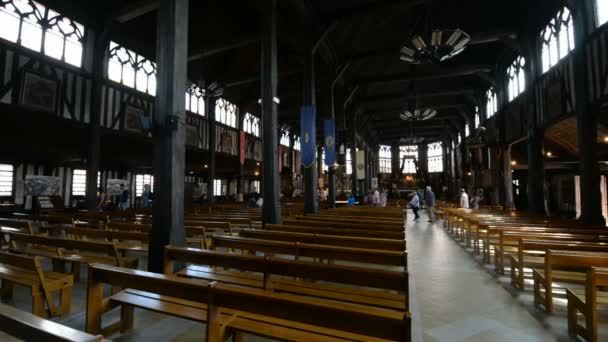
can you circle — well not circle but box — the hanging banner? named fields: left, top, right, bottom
left=356, top=150, right=366, bottom=180
left=278, top=144, right=283, bottom=172
left=239, top=131, right=246, bottom=165
left=300, top=105, right=316, bottom=168
left=324, top=119, right=336, bottom=166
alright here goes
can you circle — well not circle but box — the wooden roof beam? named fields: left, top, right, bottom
left=113, top=0, right=159, bottom=23
left=358, top=65, right=493, bottom=85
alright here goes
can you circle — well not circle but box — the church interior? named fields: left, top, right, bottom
left=0, top=0, right=608, bottom=341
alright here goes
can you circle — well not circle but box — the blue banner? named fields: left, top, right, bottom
left=300, top=105, right=316, bottom=168
left=324, top=119, right=336, bottom=166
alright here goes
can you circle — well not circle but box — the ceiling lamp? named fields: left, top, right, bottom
left=400, top=29, right=471, bottom=64
left=399, top=108, right=437, bottom=121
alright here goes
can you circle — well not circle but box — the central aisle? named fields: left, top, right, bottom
left=406, top=213, right=556, bottom=342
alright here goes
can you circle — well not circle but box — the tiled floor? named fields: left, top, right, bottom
left=405, top=213, right=558, bottom=341
left=3, top=213, right=607, bottom=341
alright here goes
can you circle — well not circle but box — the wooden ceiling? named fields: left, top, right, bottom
left=43, top=0, right=567, bottom=145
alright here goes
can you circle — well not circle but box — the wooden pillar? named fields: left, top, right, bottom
left=261, top=0, right=281, bottom=224
left=207, top=97, right=217, bottom=204
left=418, top=142, right=428, bottom=185
left=303, top=52, right=318, bottom=214
left=522, top=33, right=545, bottom=215
left=351, top=130, right=358, bottom=196
left=148, top=0, right=188, bottom=273
left=572, top=5, right=605, bottom=224
left=85, top=25, right=110, bottom=210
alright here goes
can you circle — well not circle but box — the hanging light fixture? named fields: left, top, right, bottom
left=400, top=29, right=471, bottom=64
left=400, top=108, right=437, bottom=121
left=399, top=4, right=470, bottom=64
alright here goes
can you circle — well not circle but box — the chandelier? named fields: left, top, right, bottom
left=400, top=29, right=471, bottom=64
left=399, top=118, right=425, bottom=144
left=399, top=108, right=437, bottom=121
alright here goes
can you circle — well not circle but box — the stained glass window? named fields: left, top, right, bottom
left=243, top=113, right=260, bottom=137
left=378, top=145, right=392, bottom=173
left=427, top=142, right=443, bottom=173
left=399, top=145, right=418, bottom=174
left=215, top=98, right=238, bottom=128
left=507, top=56, right=526, bottom=101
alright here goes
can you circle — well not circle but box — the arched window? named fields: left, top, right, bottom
left=243, top=113, right=260, bottom=137
left=464, top=123, right=470, bottom=137
left=486, top=87, right=498, bottom=118
left=540, top=7, right=575, bottom=73
left=185, top=83, right=205, bottom=116
left=108, top=42, right=157, bottom=95
left=427, top=142, right=443, bottom=173
left=378, top=145, right=392, bottom=173
left=597, top=0, right=608, bottom=27
left=0, top=0, right=85, bottom=67
left=215, top=98, right=238, bottom=128
left=399, top=145, right=418, bottom=174
left=474, top=107, right=480, bottom=128
left=280, top=131, right=290, bottom=147
left=293, top=136, right=301, bottom=151
left=507, top=56, right=526, bottom=101
left=457, top=133, right=462, bottom=144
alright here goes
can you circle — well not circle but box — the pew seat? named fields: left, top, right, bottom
left=0, top=251, right=73, bottom=317
left=87, top=263, right=411, bottom=341
left=566, top=267, right=608, bottom=342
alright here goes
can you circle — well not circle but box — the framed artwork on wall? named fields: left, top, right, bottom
left=19, top=70, right=60, bottom=113
left=123, top=104, right=150, bottom=134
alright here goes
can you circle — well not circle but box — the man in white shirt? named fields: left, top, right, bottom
left=410, top=192, right=420, bottom=220
left=373, top=188, right=380, bottom=205
left=459, top=189, right=470, bottom=209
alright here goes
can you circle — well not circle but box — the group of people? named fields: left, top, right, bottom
left=366, top=188, right=388, bottom=207
left=458, top=188, right=482, bottom=209
left=408, top=186, right=436, bottom=222
left=96, top=183, right=137, bottom=212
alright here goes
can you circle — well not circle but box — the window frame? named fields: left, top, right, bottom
left=135, top=174, right=154, bottom=197
left=399, top=145, right=419, bottom=174
left=427, top=142, right=444, bottom=173
left=71, top=169, right=87, bottom=196
left=0, top=164, right=15, bottom=197
left=378, top=145, right=392, bottom=174
left=507, top=56, right=526, bottom=101
left=486, top=87, right=498, bottom=118
left=540, top=6, right=575, bottom=74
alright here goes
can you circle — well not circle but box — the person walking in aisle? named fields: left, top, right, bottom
left=410, top=191, right=420, bottom=220
left=459, top=189, right=469, bottom=209
left=425, top=186, right=436, bottom=222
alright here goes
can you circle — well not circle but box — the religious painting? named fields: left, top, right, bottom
left=123, top=104, right=147, bottom=134
left=107, top=179, right=129, bottom=196
left=24, top=176, right=61, bottom=196
left=186, top=124, right=198, bottom=147
left=19, top=70, right=60, bottom=113
left=220, top=132, right=233, bottom=154
left=356, top=150, right=365, bottom=180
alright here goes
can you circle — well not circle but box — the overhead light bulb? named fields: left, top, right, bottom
left=511, top=160, right=516, bottom=166
left=411, top=36, right=426, bottom=50
left=431, top=30, right=442, bottom=46
left=445, top=30, right=462, bottom=47
left=400, top=46, right=415, bottom=57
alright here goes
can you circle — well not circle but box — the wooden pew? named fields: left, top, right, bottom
left=210, top=235, right=407, bottom=268
left=492, top=231, right=608, bottom=274
left=86, top=263, right=411, bottom=341
left=292, top=216, right=404, bottom=230
left=0, top=251, right=73, bottom=317
left=164, top=246, right=408, bottom=311
left=533, top=250, right=608, bottom=313
left=240, top=229, right=406, bottom=251
left=284, top=219, right=404, bottom=232
left=0, top=302, right=105, bottom=342
left=509, top=239, right=608, bottom=289
left=8, top=233, right=138, bottom=281
left=566, top=267, right=608, bottom=342
left=267, top=223, right=405, bottom=240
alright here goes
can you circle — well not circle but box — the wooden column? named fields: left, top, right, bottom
left=149, top=0, right=188, bottom=273
left=207, top=97, right=217, bottom=204
left=573, top=4, right=605, bottom=224
left=351, top=129, right=358, bottom=197
left=85, top=25, right=110, bottom=210
left=303, top=52, right=318, bottom=214
left=261, top=0, right=281, bottom=223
